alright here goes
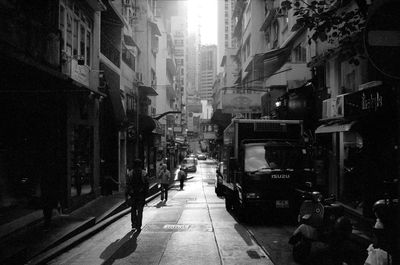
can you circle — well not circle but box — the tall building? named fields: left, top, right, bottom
left=186, top=31, right=199, bottom=93
left=217, top=0, right=236, bottom=72
left=199, top=45, right=217, bottom=101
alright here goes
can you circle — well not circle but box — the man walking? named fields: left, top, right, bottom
left=158, top=164, right=170, bottom=201
left=177, top=167, right=186, bottom=190
left=126, top=159, right=148, bottom=232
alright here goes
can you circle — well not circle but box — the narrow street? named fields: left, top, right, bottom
left=47, top=160, right=297, bottom=265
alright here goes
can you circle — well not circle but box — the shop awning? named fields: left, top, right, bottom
left=315, top=121, right=357, bottom=134
left=246, top=28, right=305, bottom=78
left=148, top=21, right=161, bottom=36
left=139, top=85, right=158, bottom=96
left=245, top=46, right=292, bottom=75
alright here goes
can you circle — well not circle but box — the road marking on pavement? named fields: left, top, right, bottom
left=163, top=224, right=190, bottom=230
left=144, top=223, right=213, bottom=232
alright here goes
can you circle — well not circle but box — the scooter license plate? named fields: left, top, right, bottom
left=276, top=200, right=289, bottom=208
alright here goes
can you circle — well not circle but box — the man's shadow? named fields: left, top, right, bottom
left=100, top=230, right=139, bottom=265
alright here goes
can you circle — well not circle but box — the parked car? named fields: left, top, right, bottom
left=181, top=157, right=197, bottom=172
left=197, top=153, right=207, bottom=160
left=187, top=154, right=198, bottom=165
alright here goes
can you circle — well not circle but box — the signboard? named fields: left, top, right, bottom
left=365, top=0, right=400, bottom=78
left=221, top=94, right=262, bottom=114
left=173, top=126, right=182, bottom=133
left=344, top=84, right=394, bottom=118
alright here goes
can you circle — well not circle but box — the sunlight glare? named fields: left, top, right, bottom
left=187, top=0, right=217, bottom=45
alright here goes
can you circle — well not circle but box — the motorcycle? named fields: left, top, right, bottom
left=289, top=183, right=345, bottom=263
left=365, top=179, right=398, bottom=265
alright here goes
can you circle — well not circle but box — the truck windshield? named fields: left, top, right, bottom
left=244, top=143, right=307, bottom=172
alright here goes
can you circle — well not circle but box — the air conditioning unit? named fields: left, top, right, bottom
left=135, top=72, right=142, bottom=82
left=151, top=48, right=159, bottom=54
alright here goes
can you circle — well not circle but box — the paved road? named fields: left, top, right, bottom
left=48, top=160, right=296, bottom=265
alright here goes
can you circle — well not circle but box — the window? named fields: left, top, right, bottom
left=59, top=1, right=93, bottom=67
left=80, top=24, right=85, bottom=58
left=175, top=48, right=184, bottom=56
left=293, top=43, right=306, bottom=63
left=60, top=5, right=65, bottom=48
left=174, top=39, right=184, bottom=46
left=73, top=19, right=79, bottom=56
left=244, top=144, right=308, bottom=172
left=86, top=31, right=91, bottom=65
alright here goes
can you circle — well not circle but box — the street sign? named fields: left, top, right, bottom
left=365, top=0, right=400, bottom=79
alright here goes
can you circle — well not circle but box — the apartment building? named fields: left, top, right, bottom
left=217, top=0, right=237, bottom=72
left=199, top=45, right=218, bottom=101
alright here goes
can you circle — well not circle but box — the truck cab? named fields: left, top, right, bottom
left=220, top=119, right=313, bottom=221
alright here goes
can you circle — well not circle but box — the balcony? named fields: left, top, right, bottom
left=101, top=34, right=121, bottom=68
left=122, top=44, right=135, bottom=71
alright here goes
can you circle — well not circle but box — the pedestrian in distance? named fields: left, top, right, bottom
left=158, top=164, right=170, bottom=201
left=125, top=159, right=149, bottom=232
left=178, top=166, right=186, bottom=190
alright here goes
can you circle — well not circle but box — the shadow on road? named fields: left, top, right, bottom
left=100, top=230, right=139, bottom=265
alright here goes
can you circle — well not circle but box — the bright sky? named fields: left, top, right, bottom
left=187, top=0, right=217, bottom=45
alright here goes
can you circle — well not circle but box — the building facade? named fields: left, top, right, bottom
left=0, top=0, right=106, bottom=215
left=217, top=0, right=237, bottom=72
left=199, top=45, right=218, bottom=101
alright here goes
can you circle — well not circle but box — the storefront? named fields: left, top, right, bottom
left=67, top=90, right=101, bottom=209
left=315, top=82, right=397, bottom=218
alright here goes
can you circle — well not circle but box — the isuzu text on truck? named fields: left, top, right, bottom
left=215, top=118, right=313, bottom=221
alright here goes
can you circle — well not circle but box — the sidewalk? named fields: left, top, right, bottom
left=0, top=168, right=180, bottom=265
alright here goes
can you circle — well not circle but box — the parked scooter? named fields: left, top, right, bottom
left=365, top=179, right=398, bottom=265
left=289, top=183, right=345, bottom=263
